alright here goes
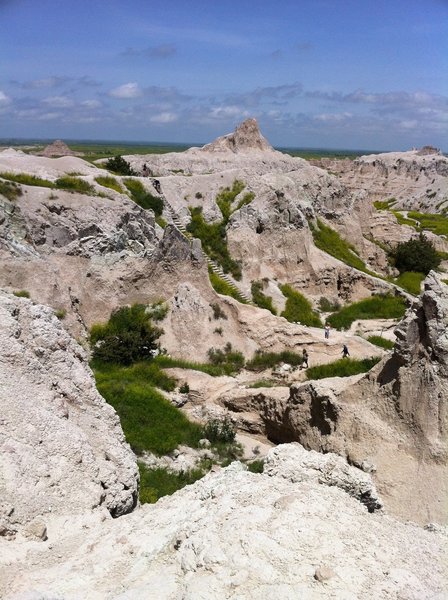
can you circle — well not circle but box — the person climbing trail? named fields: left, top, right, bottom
left=301, top=348, right=309, bottom=369
left=342, top=344, right=350, bottom=358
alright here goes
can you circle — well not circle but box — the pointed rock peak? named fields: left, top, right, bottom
left=41, top=140, right=75, bottom=157
left=201, top=118, right=274, bottom=154
left=417, top=145, right=441, bottom=156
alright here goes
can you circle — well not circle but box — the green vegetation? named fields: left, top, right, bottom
left=179, top=382, right=190, bottom=394
left=153, top=355, right=238, bottom=377
left=309, top=218, right=368, bottom=272
left=407, top=211, right=448, bottom=237
left=247, top=459, right=264, bottom=473
left=367, top=335, right=394, bottom=350
left=94, top=362, right=202, bottom=455
left=0, top=171, right=53, bottom=188
left=394, top=271, right=425, bottom=295
left=55, top=176, right=95, bottom=195
left=90, top=304, right=163, bottom=365
left=189, top=208, right=241, bottom=278
left=374, top=198, right=397, bottom=210
left=251, top=281, right=277, bottom=315
left=318, top=296, right=341, bottom=313
left=0, top=178, right=22, bottom=201
left=139, top=463, right=205, bottom=504
left=247, top=379, right=278, bottom=388
left=391, top=210, right=418, bottom=228
left=13, top=290, right=30, bottom=298
left=208, top=267, right=248, bottom=303
left=392, top=235, right=440, bottom=275
left=156, top=216, right=167, bottom=228
left=280, top=284, right=321, bottom=327
left=123, top=179, right=164, bottom=215
left=187, top=181, right=252, bottom=279
left=246, top=349, right=304, bottom=372
left=327, top=294, right=407, bottom=330
left=207, top=342, right=245, bottom=375
left=55, top=308, right=67, bottom=320
left=210, top=302, right=228, bottom=320
left=105, top=155, right=137, bottom=176
left=94, top=175, right=124, bottom=194
left=306, top=357, right=381, bottom=380
left=202, top=416, right=236, bottom=444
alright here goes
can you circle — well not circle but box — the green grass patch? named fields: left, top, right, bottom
left=0, top=179, right=22, bottom=200
left=247, top=459, right=264, bottom=473
left=280, top=284, right=321, bottom=327
left=407, top=211, right=448, bottom=237
left=310, top=218, right=368, bottom=272
left=374, top=198, right=397, bottom=210
left=154, top=354, right=236, bottom=377
left=393, top=271, right=425, bottom=295
left=215, top=180, right=245, bottom=221
left=123, top=178, right=164, bottom=215
left=391, top=210, right=417, bottom=228
left=246, top=350, right=304, bottom=372
left=139, top=462, right=205, bottom=504
left=327, top=294, right=407, bottom=330
left=208, top=267, right=247, bottom=303
left=55, top=176, right=95, bottom=194
left=93, top=361, right=202, bottom=455
left=306, top=357, right=381, bottom=380
left=247, top=379, right=279, bottom=388
left=251, top=281, right=277, bottom=314
left=94, top=175, right=124, bottom=194
left=13, top=290, right=30, bottom=298
left=0, top=171, right=54, bottom=188
left=367, top=335, right=394, bottom=350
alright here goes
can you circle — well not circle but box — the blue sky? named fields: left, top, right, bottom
left=1, top=0, right=447, bottom=150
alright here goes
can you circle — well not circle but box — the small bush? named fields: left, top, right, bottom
left=13, top=290, right=30, bottom=298
left=251, top=281, right=277, bottom=315
left=55, top=308, right=66, bottom=320
left=95, top=175, right=124, bottom=194
left=214, top=327, right=223, bottom=335
left=327, top=294, right=407, bottom=330
left=246, top=349, right=303, bottom=371
left=147, top=300, right=169, bottom=322
left=215, top=180, right=245, bottom=221
left=195, top=191, right=203, bottom=199
left=90, top=304, right=163, bottom=365
left=306, top=357, right=381, bottom=380
left=280, top=284, right=321, bottom=327
left=55, top=176, right=95, bottom=195
left=0, top=179, right=23, bottom=201
left=208, top=342, right=245, bottom=375
left=106, top=155, right=136, bottom=176
left=318, top=297, right=341, bottom=312
left=179, top=382, right=190, bottom=394
left=367, top=335, right=394, bottom=350
left=210, top=302, right=228, bottom=320
left=392, top=235, right=440, bottom=275
left=247, top=459, right=264, bottom=473
left=202, top=416, right=236, bottom=444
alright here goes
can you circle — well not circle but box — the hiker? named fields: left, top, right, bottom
left=342, top=344, right=350, bottom=358
left=324, top=323, right=330, bottom=339
left=301, top=348, right=309, bottom=369
left=142, top=163, right=149, bottom=177
left=152, top=179, right=161, bottom=194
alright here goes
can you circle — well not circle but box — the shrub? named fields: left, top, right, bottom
left=147, top=300, right=169, bottom=321
left=179, top=382, right=190, bottom=394
left=214, top=327, right=223, bottom=335
left=215, top=180, right=245, bottom=221
left=0, top=179, right=23, bottom=201
left=247, top=459, right=264, bottom=473
left=251, top=281, right=277, bottom=315
left=95, top=175, right=124, bottom=194
left=318, top=297, right=341, bottom=312
left=392, top=235, right=441, bottom=275
left=105, top=155, right=136, bottom=176
left=280, top=284, right=321, bottom=327
left=207, top=342, right=245, bottom=374
left=13, top=290, right=30, bottom=298
left=55, top=308, right=66, bottom=320
left=55, top=176, right=95, bottom=195
left=306, top=357, right=381, bottom=380
left=246, top=349, right=304, bottom=371
left=202, top=416, right=236, bottom=444
left=327, top=294, right=407, bottom=330
left=367, top=335, right=394, bottom=350
left=374, top=198, right=397, bottom=210
left=90, top=304, right=163, bottom=365
left=154, top=355, right=232, bottom=377
left=195, top=191, right=203, bottom=199
left=210, top=302, right=228, bottom=320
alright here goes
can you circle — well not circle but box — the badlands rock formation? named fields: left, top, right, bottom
left=0, top=291, right=138, bottom=539
left=40, top=139, right=77, bottom=157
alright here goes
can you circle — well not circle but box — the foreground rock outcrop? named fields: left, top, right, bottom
left=1, top=444, right=446, bottom=599
left=0, top=291, right=139, bottom=538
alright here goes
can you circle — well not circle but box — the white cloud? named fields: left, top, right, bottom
left=314, top=112, right=352, bottom=122
left=150, top=112, right=178, bottom=124
left=42, top=95, right=74, bottom=108
left=209, top=105, right=249, bottom=119
left=0, top=91, right=11, bottom=104
left=81, top=99, right=102, bottom=109
left=109, top=83, right=143, bottom=99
